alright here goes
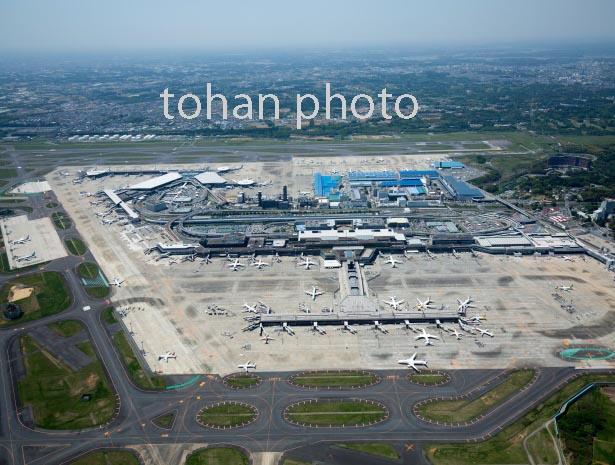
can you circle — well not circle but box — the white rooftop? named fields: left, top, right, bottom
left=129, top=172, right=182, bottom=190
left=195, top=172, right=227, bottom=185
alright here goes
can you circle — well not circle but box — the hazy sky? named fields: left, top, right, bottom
left=1, top=0, right=615, bottom=53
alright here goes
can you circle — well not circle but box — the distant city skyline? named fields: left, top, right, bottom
left=1, top=0, right=615, bottom=53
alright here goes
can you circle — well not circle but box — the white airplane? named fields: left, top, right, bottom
left=451, top=329, right=463, bottom=340
left=562, top=256, right=575, bottom=262
left=383, top=296, right=405, bottom=310
left=158, top=351, right=177, bottom=362
left=95, top=210, right=112, bottom=218
left=415, top=328, right=439, bottom=346
left=457, top=296, right=475, bottom=313
left=227, top=259, right=245, bottom=271
left=101, top=217, right=116, bottom=225
left=415, top=297, right=433, bottom=311
left=398, top=353, right=428, bottom=372
left=110, top=278, right=125, bottom=287
left=382, top=254, right=402, bottom=268
left=476, top=328, right=494, bottom=338
left=305, top=286, right=324, bottom=301
left=238, top=361, right=256, bottom=372
left=463, top=315, right=487, bottom=324
left=260, top=333, right=274, bottom=344
left=252, top=259, right=270, bottom=269
left=242, top=303, right=258, bottom=313
left=8, top=235, right=30, bottom=245
left=300, top=257, right=316, bottom=270
left=556, top=284, right=574, bottom=292
left=201, top=254, right=212, bottom=264
left=15, top=252, right=36, bottom=262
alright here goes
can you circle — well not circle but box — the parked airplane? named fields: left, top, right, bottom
left=273, top=253, right=282, bottom=263
left=260, top=333, right=274, bottom=344
left=110, top=278, right=125, bottom=287
left=300, top=257, right=316, bottom=270
left=8, top=235, right=30, bottom=245
left=180, top=253, right=196, bottom=263
left=95, top=211, right=112, bottom=218
left=562, top=256, right=575, bottom=262
left=457, top=296, right=475, bottom=313
left=201, top=254, right=212, bottom=264
left=415, top=327, right=439, bottom=345
left=398, top=353, right=428, bottom=372
left=383, top=296, right=405, bottom=310
left=459, top=320, right=477, bottom=334
left=15, top=252, right=36, bottom=262
left=462, top=315, right=486, bottom=324
left=556, top=284, right=574, bottom=292
left=382, top=254, right=402, bottom=268
left=158, top=351, right=177, bottom=362
left=238, top=361, right=256, bottom=372
left=476, top=328, right=494, bottom=338
left=227, top=259, right=245, bottom=271
left=451, top=329, right=463, bottom=340
left=415, top=297, right=433, bottom=311
left=101, top=217, right=116, bottom=225
left=252, top=259, right=270, bottom=269
left=305, top=286, right=324, bottom=301
left=242, top=303, right=258, bottom=313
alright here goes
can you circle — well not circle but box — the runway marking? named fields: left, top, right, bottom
left=405, top=443, right=414, bottom=452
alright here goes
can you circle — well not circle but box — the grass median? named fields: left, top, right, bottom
left=65, top=237, right=86, bottom=255
left=186, top=447, right=249, bottom=465
left=225, top=374, right=260, bottom=388
left=290, top=372, right=377, bottom=388
left=418, top=369, right=534, bottom=423
left=286, top=400, right=386, bottom=425
left=337, top=443, right=398, bottom=459
left=68, top=451, right=140, bottom=465
left=199, top=403, right=256, bottom=427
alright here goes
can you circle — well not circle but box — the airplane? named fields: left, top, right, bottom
left=450, top=329, right=463, bottom=340
left=300, top=257, right=316, bottom=270
left=458, top=320, right=477, bottom=334
left=462, top=315, right=487, bottom=324
left=72, top=178, right=83, bottom=184
left=180, top=253, right=196, bottom=263
left=398, top=353, right=428, bottom=372
left=556, top=284, right=574, bottom=292
left=457, top=296, right=476, bottom=314
left=562, top=256, right=575, bottom=262
left=302, top=286, right=322, bottom=301
left=383, top=296, right=405, bottom=310
left=101, top=217, right=116, bottom=225
left=415, top=327, right=439, bottom=346
left=158, top=351, right=177, bottom=362
left=452, top=249, right=461, bottom=259
left=415, top=297, right=433, bottom=312
left=227, top=259, right=245, bottom=271
left=252, top=259, right=270, bottom=269
left=242, top=303, right=258, bottom=313
left=201, top=254, right=212, bottom=264
left=273, top=253, right=282, bottom=263
left=8, top=235, right=30, bottom=245
left=476, top=328, right=494, bottom=338
left=15, top=252, right=36, bottom=262
left=110, top=278, right=125, bottom=287
left=238, top=361, right=256, bottom=372
left=382, top=254, right=402, bottom=268
left=95, top=210, right=112, bottom=218
left=260, top=333, right=275, bottom=344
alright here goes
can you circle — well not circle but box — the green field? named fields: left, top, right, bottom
left=418, top=370, right=534, bottom=422
left=17, top=333, right=116, bottom=429
left=525, top=426, right=559, bottom=464
left=289, top=372, right=377, bottom=388
left=408, top=372, right=448, bottom=385
left=102, top=306, right=118, bottom=324
left=67, top=451, right=140, bottom=465
left=337, top=444, right=398, bottom=459
left=425, top=374, right=615, bottom=465
left=65, top=237, right=86, bottom=255
left=77, top=262, right=99, bottom=278
left=48, top=320, right=83, bottom=338
left=0, top=168, right=17, bottom=179
left=199, top=403, right=256, bottom=426
left=45, top=202, right=59, bottom=208
left=286, top=401, right=386, bottom=425
left=0, top=272, right=71, bottom=326
left=225, top=374, right=260, bottom=388
left=113, top=330, right=166, bottom=390
left=85, top=286, right=109, bottom=298
left=51, top=211, right=72, bottom=229
left=282, top=459, right=311, bottom=465
left=186, top=447, right=249, bottom=465
left=153, top=411, right=176, bottom=428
